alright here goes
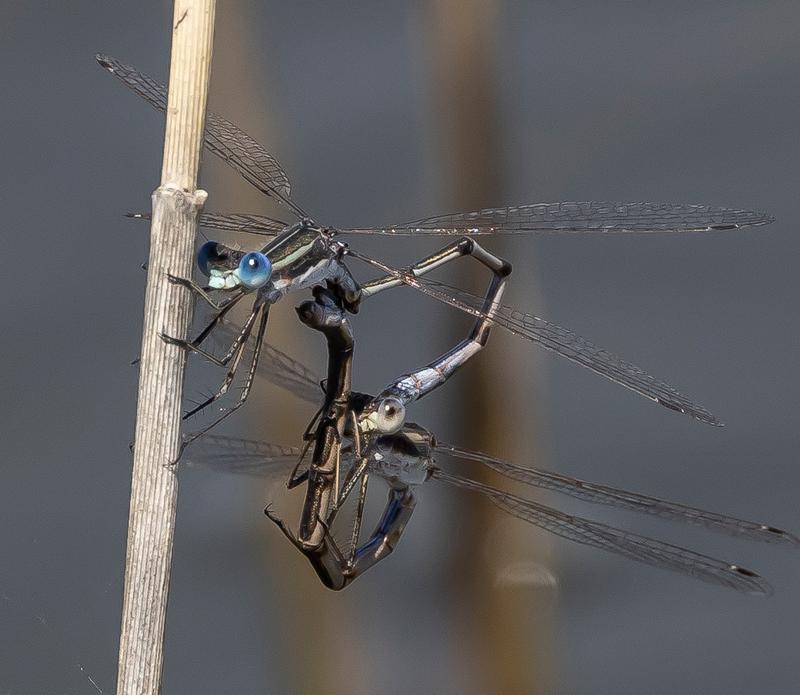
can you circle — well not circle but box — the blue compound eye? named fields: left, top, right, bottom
left=196, top=241, right=219, bottom=277
left=237, top=252, right=272, bottom=289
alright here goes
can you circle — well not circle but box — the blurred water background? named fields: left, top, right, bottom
left=1, top=2, right=798, bottom=693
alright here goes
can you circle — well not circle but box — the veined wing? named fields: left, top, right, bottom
left=337, top=202, right=774, bottom=236
left=259, top=343, right=323, bottom=405
left=198, top=212, right=287, bottom=235
left=349, top=250, right=720, bottom=425
left=126, top=211, right=288, bottom=237
left=96, top=54, right=306, bottom=218
left=127, top=202, right=774, bottom=239
left=183, top=435, right=358, bottom=481
left=433, top=469, right=770, bottom=594
left=436, top=443, right=799, bottom=547
left=206, top=322, right=322, bottom=405
left=182, top=435, right=301, bottom=478
left=139, top=323, right=321, bottom=406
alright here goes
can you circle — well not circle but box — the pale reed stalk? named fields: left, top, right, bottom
left=116, top=2, right=216, bottom=693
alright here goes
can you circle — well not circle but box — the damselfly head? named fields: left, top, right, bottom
left=197, top=241, right=272, bottom=291
left=361, top=396, right=406, bottom=435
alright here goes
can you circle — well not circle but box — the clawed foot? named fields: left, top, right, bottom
left=166, top=272, right=228, bottom=310
left=162, top=456, right=180, bottom=472
left=129, top=435, right=183, bottom=472
left=160, top=331, right=190, bottom=349
left=164, top=436, right=191, bottom=469
left=166, top=272, right=191, bottom=287
left=264, top=504, right=303, bottom=549
left=264, top=503, right=282, bottom=525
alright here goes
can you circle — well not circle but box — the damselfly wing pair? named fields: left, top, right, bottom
left=99, top=54, right=796, bottom=592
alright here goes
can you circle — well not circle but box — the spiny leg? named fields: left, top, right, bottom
left=334, top=409, right=367, bottom=507
left=285, top=288, right=423, bottom=588
left=264, top=505, right=304, bottom=551
left=163, top=300, right=260, bottom=370
left=264, top=286, right=363, bottom=589
left=180, top=304, right=269, bottom=452
left=341, top=484, right=417, bottom=582
left=294, top=287, right=355, bottom=548
left=161, top=278, right=258, bottom=421
left=167, top=272, right=244, bottom=312
left=337, top=456, right=369, bottom=508
left=131, top=280, right=246, bottom=367
left=286, top=403, right=324, bottom=490
left=177, top=305, right=264, bottom=419
left=346, top=472, right=370, bottom=561
left=180, top=336, right=247, bottom=420
left=168, top=271, right=249, bottom=352
left=286, top=418, right=319, bottom=490
left=188, top=289, right=247, bottom=349
left=268, top=475, right=417, bottom=591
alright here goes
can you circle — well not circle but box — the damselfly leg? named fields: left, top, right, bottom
left=166, top=273, right=245, bottom=313
left=259, top=285, right=359, bottom=588
left=259, top=288, right=429, bottom=589
left=158, top=228, right=358, bottom=444
left=178, top=304, right=270, bottom=453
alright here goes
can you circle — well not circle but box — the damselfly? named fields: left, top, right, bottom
left=184, top=296, right=797, bottom=593
left=98, top=54, right=773, bottom=447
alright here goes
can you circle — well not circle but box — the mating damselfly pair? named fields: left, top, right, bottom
left=99, top=54, right=796, bottom=593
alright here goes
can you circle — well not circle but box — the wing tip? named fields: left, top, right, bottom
left=95, top=53, right=114, bottom=70
left=764, top=526, right=800, bottom=548
left=730, top=210, right=776, bottom=229
left=656, top=398, right=723, bottom=427
left=729, top=565, right=773, bottom=596
left=760, top=212, right=777, bottom=227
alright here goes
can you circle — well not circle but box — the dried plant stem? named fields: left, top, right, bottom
left=116, top=2, right=216, bottom=693
left=431, top=1, right=551, bottom=692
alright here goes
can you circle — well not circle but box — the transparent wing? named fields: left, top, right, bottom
left=127, top=203, right=774, bottom=238
left=206, top=321, right=322, bottom=405
left=436, top=443, right=799, bottom=547
left=126, top=211, right=287, bottom=237
left=182, top=435, right=302, bottom=478
left=337, top=202, right=774, bottom=236
left=259, top=343, right=323, bottom=405
left=349, top=250, right=720, bottom=425
left=433, top=469, right=770, bottom=594
left=96, top=54, right=306, bottom=218
left=183, top=435, right=359, bottom=485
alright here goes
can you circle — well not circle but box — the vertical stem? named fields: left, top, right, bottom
left=430, top=1, right=551, bottom=692
left=116, top=2, right=216, bottom=693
